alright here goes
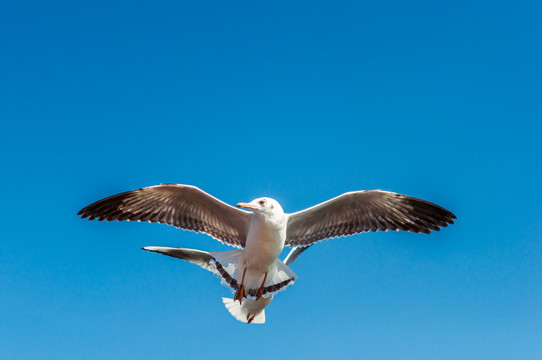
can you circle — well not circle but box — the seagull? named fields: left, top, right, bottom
left=78, top=184, right=456, bottom=304
left=142, top=246, right=311, bottom=324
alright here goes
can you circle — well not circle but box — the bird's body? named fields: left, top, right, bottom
left=237, top=201, right=288, bottom=297
left=78, top=183, right=456, bottom=321
left=243, top=212, right=286, bottom=272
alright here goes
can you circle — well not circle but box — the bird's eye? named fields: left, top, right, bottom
left=259, top=200, right=266, bottom=206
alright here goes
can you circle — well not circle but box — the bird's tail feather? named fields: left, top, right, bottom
left=222, top=298, right=266, bottom=324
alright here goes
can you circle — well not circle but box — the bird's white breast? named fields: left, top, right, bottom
left=242, top=214, right=286, bottom=271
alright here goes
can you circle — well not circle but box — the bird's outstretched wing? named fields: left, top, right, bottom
left=286, top=190, right=456, bottom=247
left=78, top=184, right=251, bottom=248
left=142, top=247, right=216, bottom=271
left=283, top=246, right=312, bottom=266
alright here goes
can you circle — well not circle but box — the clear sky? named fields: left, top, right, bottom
left=1, top=1, right=541, bottom=359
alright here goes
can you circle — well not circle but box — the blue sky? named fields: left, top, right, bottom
left=1, top=0, right=541, bottom=359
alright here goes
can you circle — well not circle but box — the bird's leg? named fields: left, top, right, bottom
left=256, top=271, right=268, bottom=300
left=234, top=268, right=247, bottom=304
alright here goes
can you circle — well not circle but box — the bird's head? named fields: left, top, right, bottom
left=236, top=197, right=284, bottom=218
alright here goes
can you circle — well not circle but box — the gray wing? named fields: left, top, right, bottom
left=286, top=190, right=456, bottom=247
left=142, top=247, right=215, bottom=272
left=283, top=246, right=311, bottom=266
left=78, top=184, right=251, bottom=248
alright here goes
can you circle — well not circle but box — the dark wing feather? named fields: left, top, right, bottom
left=78, top=184, right=251, bottom=248
left=286, top=190, right=456, bottom=247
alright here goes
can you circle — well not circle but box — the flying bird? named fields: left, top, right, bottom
left=78, top=184, right=456, bottom=307
left=142, top=245, right=311, bottom=324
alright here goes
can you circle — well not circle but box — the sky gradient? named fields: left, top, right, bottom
left=1, top=1, right=541, bottom=359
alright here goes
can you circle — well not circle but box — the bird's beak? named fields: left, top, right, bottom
left=236, top=202, right=254, bottom=209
